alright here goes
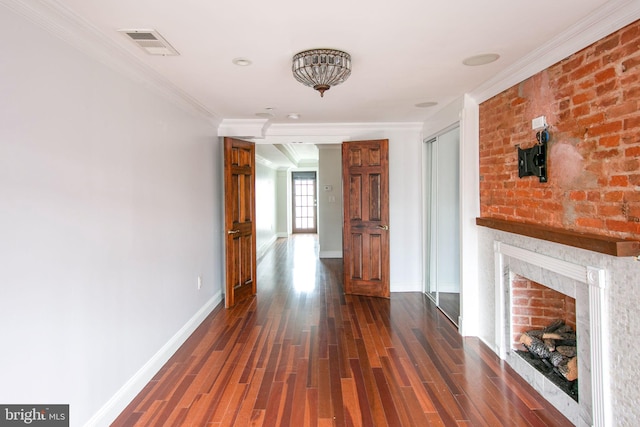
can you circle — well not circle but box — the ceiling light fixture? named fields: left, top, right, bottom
left=415, top=101, right=438, bottom=108
left=255, top=107, right=275, bottom=118
left=232, top=57, right=252, bottom=66
left=462, top=53, right=500, bottom=66
left=292, top=49, right=351, bottom=97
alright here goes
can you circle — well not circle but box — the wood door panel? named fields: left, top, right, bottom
left=369, top=174, right=381, bottom=221
left=348, top=148, right=362, bottom=167
left=224, top=137, right=256, bottom=308
left=346, top=232, right=384, bottom=282
left=350, top=279, right=387, bottom=297
left=368, top=147, right=381, bottom=165
left=343, top=139, right=390, bottom=298
left=349, top=175, right=363, bottom=220
left=369, top=234, right=382, bottom=280
left=241, top=234, right=253, bottom=284
left=350, top=232, right=363, bottom=279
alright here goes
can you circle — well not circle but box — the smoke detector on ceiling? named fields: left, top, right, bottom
left=118, top=29, right=179, bottom=56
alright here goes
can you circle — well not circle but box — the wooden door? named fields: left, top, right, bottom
left=224, top=137, right=257, bottom=308
left=342, top=139, right=390, bottom=298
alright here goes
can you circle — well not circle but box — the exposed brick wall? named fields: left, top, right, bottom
left=479, top=20, right=640, bottom=238
left=511, top=275, right=576, bottom=345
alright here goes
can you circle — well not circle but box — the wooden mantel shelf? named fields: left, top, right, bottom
left=476, top=217, right=640, bottom=257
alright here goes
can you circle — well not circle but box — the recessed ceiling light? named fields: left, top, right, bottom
left=255, top=107, right=275, bottom=118
left=462, top=53, right=500, bottom=66
left=415, top=101, right=438, bottom=108
left=287, top=113, right=300, bottom=120
left=232, top=57, right=252, bottom=66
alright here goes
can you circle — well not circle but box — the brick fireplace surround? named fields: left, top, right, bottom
left=511, top=275, right=577, bottom=346
left=476, top=19, right=640, bottom=427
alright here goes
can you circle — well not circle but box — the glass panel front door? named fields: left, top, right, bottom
left=292, top=171, right=317, bottom=233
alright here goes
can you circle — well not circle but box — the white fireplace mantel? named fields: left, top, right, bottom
left=494, top=241, right=610, bottom=427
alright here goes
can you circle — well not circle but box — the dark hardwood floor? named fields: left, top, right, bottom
left=436, top=292, right=460, bottom=327
left=112, top=234, right=573, bottom=427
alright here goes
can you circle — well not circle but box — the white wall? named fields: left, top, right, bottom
left=255, top=162, right=278, bottom=256
left=317, top=145, right=343, bottom=258
left=0, top=8, right=222, bottom=426
left=275, top=170, right=289, bottom=237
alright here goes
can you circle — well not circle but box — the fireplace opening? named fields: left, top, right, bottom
left=511, top=275, right=578, bottom=402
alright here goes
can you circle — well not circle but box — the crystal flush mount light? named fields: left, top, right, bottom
left=292, top=49, right=351, bottom=97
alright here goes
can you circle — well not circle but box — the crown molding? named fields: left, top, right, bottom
left=218, top=119, right=270, bottom=138
left=266, top=122, right=424, bottom=137
left=270, top=144, right=317, bottom=168
left=218, top=120, right=424, bottom=143
left=274, top=144, right=301, bottom=165
left=255, top=154, right=276, bottom=168
left=1, top=0, right=220, bottom=125
left=470, top=0, right=640, bottom=104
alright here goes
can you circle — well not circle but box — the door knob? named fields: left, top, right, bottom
left=376, top=225, right=389, bottom=230
left=227, top=229, right=240, bottom=234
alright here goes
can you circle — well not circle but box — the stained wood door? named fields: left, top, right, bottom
left=224, top=137, right=257, bottom=308
left=342, top=139, right=390, bottom=298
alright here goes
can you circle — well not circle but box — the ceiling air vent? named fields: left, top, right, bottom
left=118, top=29, right=179, bottom=56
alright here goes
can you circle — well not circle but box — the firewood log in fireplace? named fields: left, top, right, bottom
left=543, top=319, right=565, bottom=333
left=542, top=331, right=576, bottom=341
left=518, top=323, right=578, bottom=382
left=519, top=332, right=553, bottom=359
left=543, top=338, right=556, bottom=352
left=557, top=346, right=577, bottom=358
left=549, top=351, right=567, bottom=367
left=558, top=356, right=578, bottom=381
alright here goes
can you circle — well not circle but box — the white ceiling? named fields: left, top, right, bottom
left=43, top=0, right=613, bottom=123
left=11, top=0, right=630, bottom=166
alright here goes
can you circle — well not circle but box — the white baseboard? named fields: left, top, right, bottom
left=478, top=335, right=499, bottom=355
left=319, top=250, right=342, bottom=258
left=276, top=232, right=288, bottom=238
left=390, top=282, right=422, bottom=292
left=257, top=235, right=278, bottom=258
left=436, top=282, right=459, bottom=293
left=84, top=292, right=222, bottom=426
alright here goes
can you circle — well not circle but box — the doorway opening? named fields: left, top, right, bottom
left=292, top=171, right=318, bottom=233
left=423, top=126, right=461, bottom=325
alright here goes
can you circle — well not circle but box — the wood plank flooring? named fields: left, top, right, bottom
left=112, top=234, right=573, bottom=427
left=434, top=292, right=460, bottom=326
